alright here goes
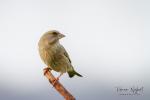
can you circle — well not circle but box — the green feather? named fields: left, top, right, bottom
left=68, top=70, right=82, bottom=78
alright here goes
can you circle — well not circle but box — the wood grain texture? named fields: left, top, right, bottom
left=43, top=69, right=76, bottom=100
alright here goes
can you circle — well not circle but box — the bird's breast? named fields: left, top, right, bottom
left=39, top=44, right=60, bottom=66
left=39, top=43, right=68, bottom=73
left=39, top=48, right=51, bottom=64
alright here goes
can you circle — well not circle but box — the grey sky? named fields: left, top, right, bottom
left=0, top=0, right=150, bottom=100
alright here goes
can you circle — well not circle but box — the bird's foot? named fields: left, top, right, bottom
left=51, top=73, right=63, bottom=86
left=43, top=67, right=51, bottom=75
left=52, top=77, right=59, bottom=86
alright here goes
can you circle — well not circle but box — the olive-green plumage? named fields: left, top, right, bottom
left=38, top=30, right=82, bottom=78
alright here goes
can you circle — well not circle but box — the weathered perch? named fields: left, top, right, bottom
left=43, top=69, right=76, bottom=100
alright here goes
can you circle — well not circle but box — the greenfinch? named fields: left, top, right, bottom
left=38, top=30, right=82, bottom=82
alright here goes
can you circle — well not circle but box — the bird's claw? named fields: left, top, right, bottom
left=43, top=67, right=50, bottom=75
left=52, top=78, right=59, bottom=86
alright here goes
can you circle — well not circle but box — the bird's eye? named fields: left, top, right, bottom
left=52, top=32, right=58, bottom=35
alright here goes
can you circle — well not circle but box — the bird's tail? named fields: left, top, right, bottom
left=67, top=69, right=82, bottom=78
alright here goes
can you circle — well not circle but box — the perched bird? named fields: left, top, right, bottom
left=38, top=30, right=82, bottom=84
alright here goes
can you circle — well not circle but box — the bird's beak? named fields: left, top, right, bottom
left=58, top=33, right=65, bottom=39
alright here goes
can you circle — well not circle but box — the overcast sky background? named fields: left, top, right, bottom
left=0, top=0, right=150, bottom=100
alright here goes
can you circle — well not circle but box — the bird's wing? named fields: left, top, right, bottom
left=60, top=45, right=71, bottom=63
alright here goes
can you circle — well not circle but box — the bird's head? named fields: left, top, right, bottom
left=39, top=30, right=65, bottom=47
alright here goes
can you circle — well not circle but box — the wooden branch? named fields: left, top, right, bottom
left=43, top=69, right=76, bottom=100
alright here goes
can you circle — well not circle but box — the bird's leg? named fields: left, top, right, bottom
left=52, top=73, right=64, bottom=86
left=43, top=67, right=51, bottom=75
